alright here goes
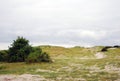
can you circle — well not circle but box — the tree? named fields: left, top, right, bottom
left=8, top=36, right=32, bottom=62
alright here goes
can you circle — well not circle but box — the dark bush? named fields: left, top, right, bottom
left=101, top=46, right=113, bottom=52
left=0, top=50, right=8, bottom=62
left=40, top=52, right=51, bottom=62
left=8, top=36, right=32, bottom=62
left=1, top=36, right=52, bottom=63
left=114, top=45, right=120, bottom=48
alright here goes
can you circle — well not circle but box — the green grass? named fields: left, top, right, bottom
left=0, top=45, right=120, bottom=81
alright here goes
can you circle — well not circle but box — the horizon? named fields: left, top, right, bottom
left=0, top=41, right=119, bottom=50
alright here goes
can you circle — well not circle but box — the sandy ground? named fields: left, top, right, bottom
left=0, top=74, right=46, bottom=81
left=95, top=52, right=106, bottom=59
left=0, top=74, right=87, bottom=81
left=0, top=52, right=119, bottom=81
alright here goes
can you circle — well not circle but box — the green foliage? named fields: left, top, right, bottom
left=40, top=52, right=51, bottom=62
left=26, top=47, right=51, bottom=63
left=8, top=36, right=32, bottom=62
left=0, top=50, right=8, bottom=62
left=0, top=36, right=52, bottom=63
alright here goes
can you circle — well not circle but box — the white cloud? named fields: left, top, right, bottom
left=0, top=0, right=120, bottom=49
left=57, top=29, right=107, bottom=40
left=80, top=30, right=106, bottom=39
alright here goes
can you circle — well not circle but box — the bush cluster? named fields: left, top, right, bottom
left=0, top=36, right=52, bottom=63
left=0, top=50, right=8, bottom=62
left=26, top=47, right=51, bottom=63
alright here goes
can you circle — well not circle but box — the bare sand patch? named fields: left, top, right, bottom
left=36, top=69, right=55, bottom=73
left=0, top=74, right=46, bottom=81
left=95, top=52, right=106, bottom=59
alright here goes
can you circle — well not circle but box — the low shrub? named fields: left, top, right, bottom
left=101, top=46, right=113, bottom=52
left=26, top=47, right=52, bottom=63
left=0, top=50, right=8, bottom=62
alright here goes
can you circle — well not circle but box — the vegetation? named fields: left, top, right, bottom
left=26, top=47, right=51, bottom=63
left=0, top=43, right=120, bottom=80
left=0, top=36, right=51, bottom=63
left=0, top=50, right=8, bottom=62
left=8, top=36, right=32, bottom=62
left=101, top=45, right=120, bottom=52
left=0, top=45, right=120, bottom=81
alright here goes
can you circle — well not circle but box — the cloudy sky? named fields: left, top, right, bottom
left=0, top=0, right=120, bottom=49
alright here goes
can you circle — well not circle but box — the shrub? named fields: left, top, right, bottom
left=101, top=46, right=113, bottom=52
left=26, top=47, right=52, bottom=63
left=0, top=50, right=8, bottom=62
left=40, top=52, right=51, bottom=62
left=114, top=45, right=120, bottom=48
left=1, top=36, right=52, bottom=63
left=26, top=52, right=38, bottom=63
left=8, top=36, right=32, bottom=62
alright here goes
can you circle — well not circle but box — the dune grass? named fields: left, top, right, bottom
left=0, top=46, right=120, bottom=81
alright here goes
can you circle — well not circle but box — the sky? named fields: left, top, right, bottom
left=0, top=0, right=120, bottom=49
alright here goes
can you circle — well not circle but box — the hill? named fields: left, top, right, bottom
left=0, top=45, right=120, bottom=81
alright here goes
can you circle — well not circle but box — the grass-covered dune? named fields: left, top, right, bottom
left=0, top=45, right=120, bottom=81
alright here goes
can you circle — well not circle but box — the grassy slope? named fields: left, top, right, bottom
left=0, top=45, right=120, bottom=81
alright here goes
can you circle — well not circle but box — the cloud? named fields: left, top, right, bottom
left=0, top=0, right=120, bottom=49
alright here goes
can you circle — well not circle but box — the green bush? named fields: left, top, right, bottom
left=0, top=50, right=8, bottom=62
left=26, top=47, right=52, bottom=63
left=40, top=52, right=51, bottom=62
left=26, top=52, right=39, bottom=63
left=0, top=36, right=52, bottom=63
left=8, top=36, right=32, bottom=62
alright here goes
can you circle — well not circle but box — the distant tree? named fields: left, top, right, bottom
left=8, top=36, right=32, bottom=62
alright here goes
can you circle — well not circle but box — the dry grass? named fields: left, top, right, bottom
left=0, top=46, right=120, bottom=81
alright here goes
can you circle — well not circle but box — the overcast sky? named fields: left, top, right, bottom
left=0, top=0, right=120, bottom=49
